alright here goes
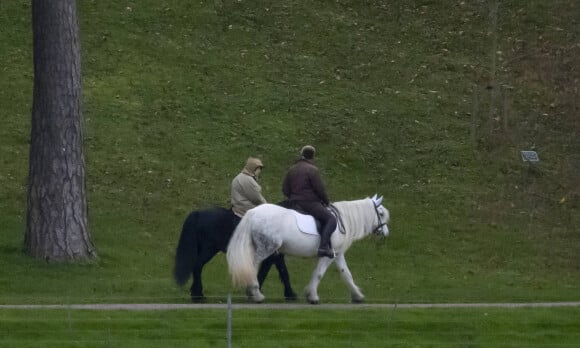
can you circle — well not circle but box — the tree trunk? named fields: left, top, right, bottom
left=26, top=0, right=97, bottom=261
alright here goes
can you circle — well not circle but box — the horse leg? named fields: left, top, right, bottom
left=244, top=262, right=265, bottom=303
left=273, top=254, right=297, bottom=301
left=257, top=255, right=274, bottom=289
left=258, top=254, right=297, bottom=301
left=246, top=258, right=267, bottom=303
left=334, top=253, right=365, bottom=303
left=246, top=236, right=281, bottom=303
left=304, top=257, right=334, bottom=304
left=245, top=258, right=266, bottom=303
left=190, top=249, right=217, bottom=302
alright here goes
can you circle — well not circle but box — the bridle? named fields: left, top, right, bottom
left=329, top=198, right=388, bottom=236
left=372, top=203, right=388, bottom=235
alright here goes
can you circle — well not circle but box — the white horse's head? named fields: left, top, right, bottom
left=371, top=194, right=390, bottom=237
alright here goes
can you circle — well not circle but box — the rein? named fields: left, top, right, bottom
left=329, top=204, right=346, bottom=235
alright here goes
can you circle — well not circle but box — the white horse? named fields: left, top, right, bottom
left=227, top=194, right=390, bottom=304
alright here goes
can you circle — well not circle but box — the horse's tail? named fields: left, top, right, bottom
left=226, top=211, right=257, bottom=288
left=173, top=211, right=199, bottom=286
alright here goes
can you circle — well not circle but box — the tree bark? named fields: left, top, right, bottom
left=26, top=0, right=97, bottom=261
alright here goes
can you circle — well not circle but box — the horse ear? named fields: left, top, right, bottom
left=371, top=194, right=378, bottom=201
left=376, top=195, right=383, bottom=205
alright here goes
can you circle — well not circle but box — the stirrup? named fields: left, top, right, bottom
left=317, top=248, right=335, bottom=259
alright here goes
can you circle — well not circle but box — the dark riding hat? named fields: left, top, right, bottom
left=300, top=145, right=315, bottom=160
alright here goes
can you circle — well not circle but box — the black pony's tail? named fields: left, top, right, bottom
left=173, top=211, right=199, bottom=286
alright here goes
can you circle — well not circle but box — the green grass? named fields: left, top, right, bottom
left=1, top=0, right=579, bottom=345
left=1, top=307, right=579, bottom=347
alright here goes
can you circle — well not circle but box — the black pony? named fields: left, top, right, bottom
left=174, top=207, right=297, bottom=302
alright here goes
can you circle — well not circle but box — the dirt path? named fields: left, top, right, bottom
left=2, top=302, right=580, bottom=311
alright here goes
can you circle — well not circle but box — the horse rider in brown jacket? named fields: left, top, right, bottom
left=231, top=157, right=267, bottom=220
left=282, top=145, right=337, bottom=258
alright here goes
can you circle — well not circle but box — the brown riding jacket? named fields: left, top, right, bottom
left=282, top=159, right=330, bottom=205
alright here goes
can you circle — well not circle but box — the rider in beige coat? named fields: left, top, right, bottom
left=231, top=157, right=267, bottom=218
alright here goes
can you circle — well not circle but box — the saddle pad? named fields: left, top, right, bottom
left=291, top=210, right=337, bottom=236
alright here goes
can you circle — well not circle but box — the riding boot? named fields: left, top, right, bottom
left=317, top=224, right=335, bottom=258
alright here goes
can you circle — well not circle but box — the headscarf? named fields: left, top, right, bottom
left=242, top=157, right=263, bottom=177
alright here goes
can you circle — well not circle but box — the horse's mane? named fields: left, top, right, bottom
left=334, top=198, right=375, bottom=248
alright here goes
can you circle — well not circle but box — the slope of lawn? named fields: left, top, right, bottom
left=0, top=0, right=578, bottom=306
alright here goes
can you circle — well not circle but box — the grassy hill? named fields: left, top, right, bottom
left=0, top=0, right=578, bottom=305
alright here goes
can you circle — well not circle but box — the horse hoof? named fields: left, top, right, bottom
left=248, top=292, right=265, bottom=303
left=249, top=296, right=265, bottom=304
left=308, top=299, right=320, bottom=305
left=285, top=292, right=298, bottom=301
left=351, top=297, right=365, bottom=304
left=191, top=296, right=206, bottom=303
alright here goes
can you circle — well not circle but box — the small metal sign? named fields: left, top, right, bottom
left=521, top=151, right=539, bottom=162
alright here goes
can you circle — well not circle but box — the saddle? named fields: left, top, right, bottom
left=280, top=201, right=342, bottom=236
left=290, top=210, right=326, bottom=235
